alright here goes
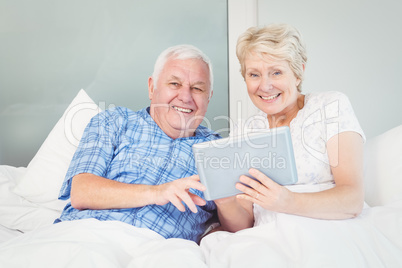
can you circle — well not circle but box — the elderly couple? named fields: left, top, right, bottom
left=59, top=23, right=365, bottom=239
left=5, top=24, right=365, bottom=264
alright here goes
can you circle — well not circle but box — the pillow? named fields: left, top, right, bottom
left=13, top=89, right=101, bottom=211
left=364, top=124, right=402, bottom=207
left=0, top=165, right=59, bottom=232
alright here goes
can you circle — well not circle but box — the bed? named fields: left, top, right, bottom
left=0, top=90, right=401, bottom=267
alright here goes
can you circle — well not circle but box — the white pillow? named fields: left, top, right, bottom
left=13, top=89, right=101, bottom=211
left=0, top=165, right=59, bottom=232
left=364, top=124, right=402, bottom=207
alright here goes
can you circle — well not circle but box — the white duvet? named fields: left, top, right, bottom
left=201, top=200, right=402, bottom=268
left=1, top=207, right=401, bottom=268
left=1, top=167, right=402, bottom=267
left=0, top=219, right=207, bottom=268
left=2, top=206, right=401, bottom=268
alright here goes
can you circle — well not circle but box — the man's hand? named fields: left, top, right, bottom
left=71, top=173, right=207, bottom=213
left=153, top=175, right=207, bottom=213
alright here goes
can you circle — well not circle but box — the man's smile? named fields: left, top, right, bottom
left=172, top=105, right=193, bottom=113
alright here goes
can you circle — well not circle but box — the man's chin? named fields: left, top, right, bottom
left=172, top=126, right=198, bottom=138
left=165, top=113, right=204, bottom=137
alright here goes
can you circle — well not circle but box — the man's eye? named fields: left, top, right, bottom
left=170, top=82, right=180, bottom=87
left=191, top=87, right=206, bottom=93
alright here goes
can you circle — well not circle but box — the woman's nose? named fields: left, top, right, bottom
left=259, top=76, right=273, bottom=92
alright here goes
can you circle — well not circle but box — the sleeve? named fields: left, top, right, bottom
left=323, top=91, right=366, bottom=143
left=58, top=107, right=126, bottom=200
left=204, top=200, right=217, bottom=211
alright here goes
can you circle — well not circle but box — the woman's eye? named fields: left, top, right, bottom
left=273, top=71, right=281, bottom=76
left=248, top=73, right=259, bottom=78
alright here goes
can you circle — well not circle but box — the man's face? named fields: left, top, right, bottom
left=148, top=57, right=212, bottom=139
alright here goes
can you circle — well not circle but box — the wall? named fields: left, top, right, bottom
left=0, top=0, right=229, bottom=166
left=228, top=0, right=402, bottom=139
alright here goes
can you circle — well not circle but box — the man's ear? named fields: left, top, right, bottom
left=148, top=76, right=154, bottom=100
left=208, top=89, right=213, bottom=102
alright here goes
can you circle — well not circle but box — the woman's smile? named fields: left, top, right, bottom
left=260, top=93, right=281, bottom=102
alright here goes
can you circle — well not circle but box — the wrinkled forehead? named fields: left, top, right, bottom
left=163, top=57, right=211, bottom=85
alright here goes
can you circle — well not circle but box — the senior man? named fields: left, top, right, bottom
left=55, top=44, right=220, bottom=243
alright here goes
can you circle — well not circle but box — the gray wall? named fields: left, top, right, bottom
left=0, top=0, right=229, bottom=166
left=256, top=0, right=402, bottom=139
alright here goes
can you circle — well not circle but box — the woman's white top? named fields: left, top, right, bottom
left=242, top=91, right=366, bottom=225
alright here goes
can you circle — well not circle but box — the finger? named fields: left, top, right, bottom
left=189, top=192, right=206, bottom=206
left=248, top=168, right=279, bottom=189
left=236, top=193, right=258, bottom=204
left=235, top=181, right=259, bottom=199
left=188, top=174, right=200, bottom=181
left=170, top=195, right=186, bottom=212
left=180, top=177, right=206, bottom=192
left=239, top=175, right=263, bottom=192
left=178, top=191, right=198, bottom=213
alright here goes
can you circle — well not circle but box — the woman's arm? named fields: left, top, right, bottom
left=236, top=131, right=365, bottom=220
left=214, top=196, right=254, bottom=232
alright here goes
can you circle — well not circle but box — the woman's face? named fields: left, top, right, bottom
left=244, top=53, right=302, bottom=118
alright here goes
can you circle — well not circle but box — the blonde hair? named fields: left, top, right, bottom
left=236, top=24, right=307, bottom=91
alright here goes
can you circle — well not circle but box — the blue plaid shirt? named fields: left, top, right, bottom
left=56, top=106, right=220, bottom=242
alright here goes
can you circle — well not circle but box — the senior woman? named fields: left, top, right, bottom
left=215, top=24, right=365, bottom=232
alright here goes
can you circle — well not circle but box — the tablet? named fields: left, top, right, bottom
left=192, top=126, right=298, bottom=200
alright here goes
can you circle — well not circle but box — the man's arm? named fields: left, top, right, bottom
left=70, top=173, right=207, bottom=213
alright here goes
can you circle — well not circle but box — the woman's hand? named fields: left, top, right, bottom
left=236, top=168, right=293, bottom=213
left=235, top=132, right=364, bottom=220
left=153, top=175, right=207, bottom=213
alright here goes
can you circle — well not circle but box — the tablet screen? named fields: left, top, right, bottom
left=192, top=126, right=298, bottom=200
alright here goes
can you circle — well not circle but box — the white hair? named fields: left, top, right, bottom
left=152, top=44, right=213, bottom=97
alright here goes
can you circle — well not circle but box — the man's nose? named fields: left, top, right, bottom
left=177, top=86, right=192, bottom=103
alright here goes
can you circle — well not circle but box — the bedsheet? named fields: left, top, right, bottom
left=0, top=225, right=22, bottom=244
left=0, top=165, right=60, bottom=233
left=0, top=218, right=207, bottom=268
left=200, top=200, right=402, bottom=268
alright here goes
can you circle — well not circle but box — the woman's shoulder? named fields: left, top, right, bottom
left=305, top=91, right=353, bottom=112
left=306, top=90, right=350, bottom=103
